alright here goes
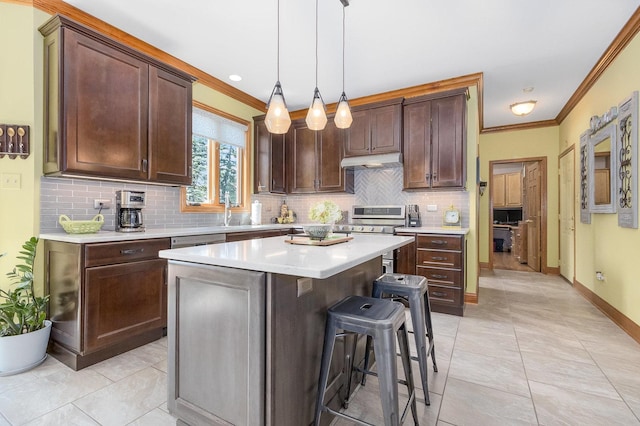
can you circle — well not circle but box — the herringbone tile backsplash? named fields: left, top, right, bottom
left=40, top=167, right=470, bottom=232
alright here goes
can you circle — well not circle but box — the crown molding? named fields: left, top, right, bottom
left=31, top=0, right=266, bottom=112
left=481, top=119, right=558, bottom=134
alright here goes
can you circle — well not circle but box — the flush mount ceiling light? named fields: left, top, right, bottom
left=229, top=74, right=242, bottom=82
left=265, top=0, right=291, bottom=134
left=510, top=100, right=537, bottom=116
left=334, top=1, right=352, bottom=129
left=305, top=0, right=328, bottom=131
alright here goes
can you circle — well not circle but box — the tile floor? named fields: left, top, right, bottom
left=1, top=269, right=640, bottom=425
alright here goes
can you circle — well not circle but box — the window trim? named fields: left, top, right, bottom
left=181, top=101, right=252, bottom=213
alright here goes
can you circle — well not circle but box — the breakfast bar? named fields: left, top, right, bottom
left=159, top=234, right=413, bottom=426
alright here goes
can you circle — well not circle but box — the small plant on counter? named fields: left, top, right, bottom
left=309, top=200, right=343, bottom=224
left=0, top=237, right=49, bottom=336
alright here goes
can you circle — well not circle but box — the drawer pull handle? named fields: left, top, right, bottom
left=430, top=240, right=447, bottom=245
left=431, top=274, right=447, bottom=279
left=432, top=291, right=447, bottom=297
left=120, top=248, right=145, bottom=255
left=430, top=256, right=447, bottom=261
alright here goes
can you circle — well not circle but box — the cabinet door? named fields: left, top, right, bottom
left=344, top=109, right=371, bottom=157
left=288, top=122, right=317, bottom=193
left=84, top=259, right=167, bottom=353
left=403, top=101, right=431, bottom=189
left=149, top=66, right=193, bottom=185
left=505, top=172, right=522, bottom=207
left=62, top=29, right=149, bottom=180
left=493, top=174, right=506, bottom=207
left=271, top=131, right=287, bottom=193
left=395, top=233, right=416, bottom=274
left=370, top=103, right=402, bottom=154
left=254, top=117, right=271, bottom=193
left=431, top=93, right=465, bottom=188
left=317, top=121, right=348, bottom=192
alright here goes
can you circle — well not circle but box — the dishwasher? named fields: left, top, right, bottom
left=170, top=234, right=226, bottom=248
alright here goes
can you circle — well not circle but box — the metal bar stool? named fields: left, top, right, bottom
left=314, top=295, right=419, bottom=426
left=363, top=273, right=437, bottom=406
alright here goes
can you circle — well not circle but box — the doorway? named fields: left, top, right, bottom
left=489, top=157, right=548, bottom=272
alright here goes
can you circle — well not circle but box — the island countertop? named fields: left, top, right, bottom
left=159, top=234, right=413, bottom=279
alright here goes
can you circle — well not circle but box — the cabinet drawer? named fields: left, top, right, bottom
left=417, top=250, right=462, bottom=269
left=416, top=266, right=462, bottom=287
left=417, top=234, right=462, bottom=250
left=85, top=238, right=170, bottom=267
left=427, top=284, right=462, bottom=307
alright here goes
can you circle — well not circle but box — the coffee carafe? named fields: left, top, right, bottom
left=407, top=204, right=421, bottom=227
left=116, top=190, right=145, bottom=232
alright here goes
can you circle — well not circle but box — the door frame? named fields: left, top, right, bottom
left=489, top=156, right=548, bottom=272
left=558, top=146, right=576, bottom=283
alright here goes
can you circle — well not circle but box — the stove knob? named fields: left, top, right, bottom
left=369, top=227, right=376, bottom=232
left=357, top=226, right=364, bottom=232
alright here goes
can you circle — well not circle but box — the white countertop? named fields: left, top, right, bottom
left=395, top=227, right=469, bottom=235
left=39, top=224, right=299, bottom=243
left=159, top=234, right=414, bottom=279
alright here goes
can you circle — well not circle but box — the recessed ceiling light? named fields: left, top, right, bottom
left=229, top=74, right=242, bottom=82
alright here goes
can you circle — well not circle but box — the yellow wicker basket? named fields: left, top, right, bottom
left=59, top=214, right=104, bottom=234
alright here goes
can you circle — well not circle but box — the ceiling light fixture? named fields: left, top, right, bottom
left=510, top=100, right=537, bottom=116
left=229, top=74, right=242, bottom=82
left=265, top=0, right=291, bottom=134
left=334, top=1, right=352, bottom=129
left=305, top=0, right=328, bottom=131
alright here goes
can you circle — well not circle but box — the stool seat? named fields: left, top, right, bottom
left=314, top=295, right=419, bottom=426
left=365, top=273, right=438, bottom=406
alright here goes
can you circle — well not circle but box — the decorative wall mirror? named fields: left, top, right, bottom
left=580, top=130, right=591, bottom=223
left=588, top=123, right=617, bottom=213
left=617, top=91, right=638, bottom=228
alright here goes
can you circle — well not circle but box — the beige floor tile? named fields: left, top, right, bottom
left=454, top=328, right=521, bottom=362
left=448, top=349, right=530, bottom=397
left=127, top=407, right=177, bottom=425
left=89, top=351, right=156, bottom=382
left=73, top=367, right=166, bottom=426
left=24, top=403, right=99, bottom=425
left=529, top=380, right=640, bottom=425
left=0, top=415, right=9, bottom=426
left=439, top=377, right=537, bottom=425
left=515, top=328, right=595, bottom=365
left=0, top=369, right=112, bottom=425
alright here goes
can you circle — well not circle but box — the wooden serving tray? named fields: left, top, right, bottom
left=284, top=235, right=354, bottom=246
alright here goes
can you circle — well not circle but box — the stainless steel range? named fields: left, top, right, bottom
left=335, top=205, right=407, bottom=273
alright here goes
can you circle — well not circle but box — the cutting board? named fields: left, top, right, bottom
left=284, top=235, right=353, bottom=246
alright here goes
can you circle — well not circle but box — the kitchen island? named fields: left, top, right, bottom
left=158, top=234, right=413, bottom=426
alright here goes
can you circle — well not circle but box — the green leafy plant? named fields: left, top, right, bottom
left=0, top=237, right=49, bottom=337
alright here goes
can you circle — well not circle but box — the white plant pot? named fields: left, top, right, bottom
left=0, top=320, right=51, bottom=376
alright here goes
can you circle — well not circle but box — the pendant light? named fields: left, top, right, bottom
left=334, top=2, right=352, bottom=129
left=305, top=0, right=328, bottom=131
left=265, top=0, right=291, bottom=134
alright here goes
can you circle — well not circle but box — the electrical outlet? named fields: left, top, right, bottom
left=1, top=173, right=21, bottom=189
left=596, top=271, right=605, bottom=281
left=426, top=204, right=438, bottom=212
left=94, top=199, right=112, bottom=209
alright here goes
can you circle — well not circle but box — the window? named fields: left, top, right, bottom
left=181, top=102, right=251, bottom=213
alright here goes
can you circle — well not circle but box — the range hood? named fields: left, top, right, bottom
left=340, top=152, right=403, bottom=169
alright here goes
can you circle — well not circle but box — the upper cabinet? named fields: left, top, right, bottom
left=344, top=98, right=403, bottom=157
left=287, top=119, right=354, bottom=194
left=39, top=15, right=195, bottom=185
left=253, top=116, right=287, bottom=194
left=403, top=89, right=467, bottom=190
left=493, top=172, right=522, bottom=208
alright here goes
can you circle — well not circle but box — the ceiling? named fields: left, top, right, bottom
left=61, top=0, right=640, bottom=129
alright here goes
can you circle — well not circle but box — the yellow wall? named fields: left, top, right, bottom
left=559, top=32, right=640, bottom=327
left=466, top=86, right=479, bottom=294
left=478, top=126, right=560, bottom=268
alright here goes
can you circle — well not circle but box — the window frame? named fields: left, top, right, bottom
left=180, top=101, right=252, bottom=213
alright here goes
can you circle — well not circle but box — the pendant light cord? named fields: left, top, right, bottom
left=277, top=0, right=280, bottom=81
left=342, top=5, right=345, bottom=92
left=315, top=0, right=318, bottom=87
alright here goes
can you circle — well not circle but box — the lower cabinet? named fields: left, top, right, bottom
left=45, top=238, right=170, bottom=370
left=396, top=232, right=465, bottom=316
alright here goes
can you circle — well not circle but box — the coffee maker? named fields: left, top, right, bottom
left=406, top=204, right=422, bottom=227
left=116, top=190, right=145, bottom=232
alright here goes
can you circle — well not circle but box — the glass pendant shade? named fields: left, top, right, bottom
left=510, top=100, right=537, bottom=116
left=265, top=81, right=291, bottom=134
left=334, top=92, right=353, bottom=129
left=305, top=88, right=327, bottom=131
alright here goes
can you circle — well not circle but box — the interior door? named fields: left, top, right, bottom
left=525, top=162, right=541, bottom=271
left=559, top=150, right=575, bottom=282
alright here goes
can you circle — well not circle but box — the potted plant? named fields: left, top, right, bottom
left=0, top=237, right=51, bottom=376
left=305, top=200, right=343, bottom=240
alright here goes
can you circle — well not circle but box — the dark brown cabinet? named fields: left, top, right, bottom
left=396, top=232, right=465, bottom=316
left=225, top=228, right=292, bottom=242
left=254, top=116, right=287, bottom=194
left=45, top=238, right=170, bottom=370
left=40, top=15, right=194, bottom=185
left=403, top=89, right=466, bottom=190
left=345, top=98, right=403, bottom=157
left=287, top=119, right=354, bottom=194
